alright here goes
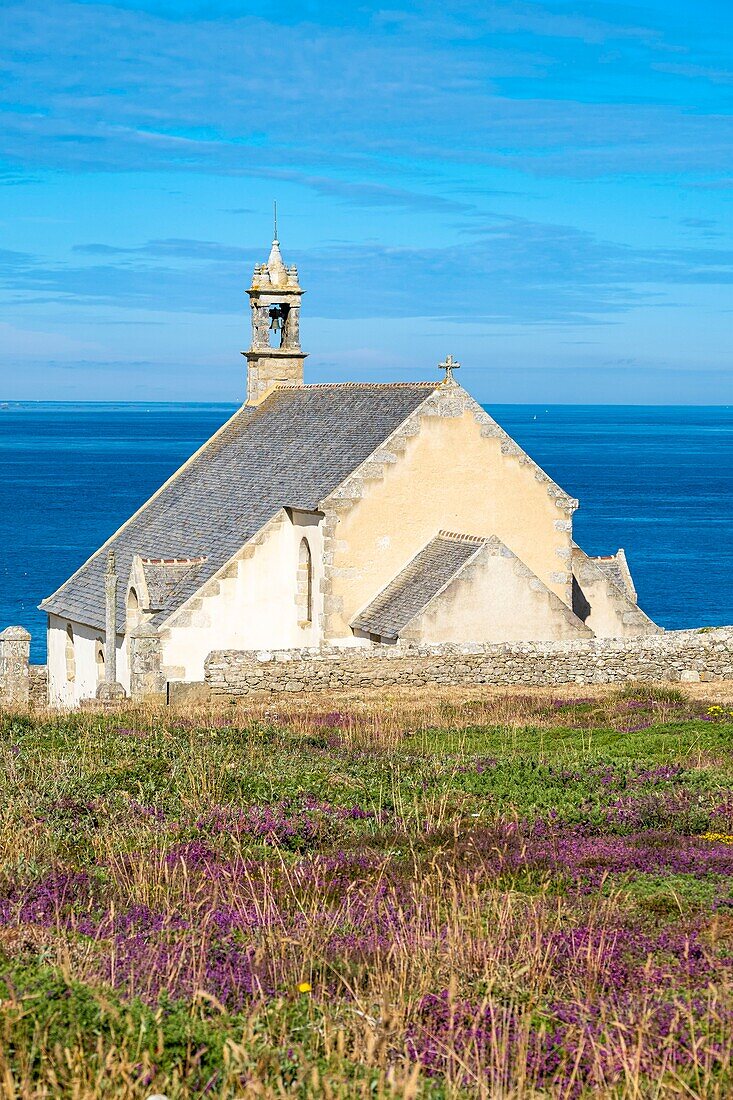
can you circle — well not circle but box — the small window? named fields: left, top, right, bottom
left=127, top=586, right=141, bottom=630
left=65, top=623, right=76, bottom=683
left=95, top=639, right=105, bottom=683
left=297, top=538, right=313, bottom=627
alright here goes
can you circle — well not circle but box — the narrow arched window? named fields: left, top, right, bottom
left=65, top=623, right=76, bottom=683
left=127, top=586, right=140, bottom=631
left=297, top=538, right=313, bottom=627
left=95, top=639, right=105, bottom=683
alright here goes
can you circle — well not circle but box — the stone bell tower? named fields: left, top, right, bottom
left=244, top=213, right=306, bottom=404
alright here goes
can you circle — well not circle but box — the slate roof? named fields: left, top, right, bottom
left=40, top=383, right=438, bottom=631
left=352, top=531, right=484, bottom=641
left=592, top=552, right=636, bottom=602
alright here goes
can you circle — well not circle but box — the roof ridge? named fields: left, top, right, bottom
left=437, top=530, right=486, bottom=544
left=140, top=556, right=208, bottom=566
left=300, top=382, right=439, bottom=390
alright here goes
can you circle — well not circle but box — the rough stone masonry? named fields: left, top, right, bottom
left=0, top=627, right=32, bottom=705
left=205, top=627, right=733, bottom=698
left=4, top=626, right=733, bottom=707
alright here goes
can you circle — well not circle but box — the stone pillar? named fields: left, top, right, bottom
left=97, top=549, right=126, bottom=702
left=282, top=304, right=300, bottom=350
left=251, top=302, right=270, bottom=349
left=104, top=549, right=118, bottom=683
left=129, top=623, right=166, bottom=702
left=0, top=626, right=31, bottom=706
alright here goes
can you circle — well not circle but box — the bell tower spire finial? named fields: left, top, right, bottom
left=243, top=216, right=307, bottom=405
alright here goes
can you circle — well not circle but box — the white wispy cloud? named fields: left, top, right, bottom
left=4, top=216, right=732, bottom=324
left=1, top=0, right=731, bottom=183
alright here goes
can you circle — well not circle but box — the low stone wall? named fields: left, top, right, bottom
left=205, top=628, right=733, bottom=696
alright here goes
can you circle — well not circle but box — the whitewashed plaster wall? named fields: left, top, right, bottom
left=47, top=614, right=129, bottom=706
left=159, top=509, right=323, bottom=683
left=578, top=571, right=656, bottom=638
left=571, top=547, right=658, bottom=639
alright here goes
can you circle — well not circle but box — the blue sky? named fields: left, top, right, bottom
left=1, top=0, right=731, bottom=403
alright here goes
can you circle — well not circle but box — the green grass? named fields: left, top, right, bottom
left=0, top=686, right=732, bottom=1097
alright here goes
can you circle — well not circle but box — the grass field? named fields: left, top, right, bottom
left=1, top=684, right=732, bottom=1098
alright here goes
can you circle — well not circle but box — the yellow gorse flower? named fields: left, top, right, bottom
left=297, top=981, right=312, bottom=994
left=701, top=832, right=733, bottom=845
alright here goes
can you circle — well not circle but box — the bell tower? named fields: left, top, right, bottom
left=243, top=210, right=306, bottom=404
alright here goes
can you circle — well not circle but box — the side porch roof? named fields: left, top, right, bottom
left=352, top=531, right=485, bottom=641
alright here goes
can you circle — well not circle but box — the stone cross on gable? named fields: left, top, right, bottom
left=438, top=354, right=460, bottom=384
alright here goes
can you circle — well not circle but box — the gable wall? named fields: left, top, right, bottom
left=576, top=571, right=635, bottom=638
left=159, top=510, right=323, bottom=683
left=402, top=542, right=590, bottom=645
left=323, top=395, right=574, bottom=640
left=571, top=547, right=660, bottom=638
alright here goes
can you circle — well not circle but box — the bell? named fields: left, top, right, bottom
left=269, top=310, right=282, bottom=332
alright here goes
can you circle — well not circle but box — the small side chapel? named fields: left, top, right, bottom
left=41, top=229, right=660, bottom=705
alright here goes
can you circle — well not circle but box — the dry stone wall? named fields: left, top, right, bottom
left=206, top=628, right=733, bottom=696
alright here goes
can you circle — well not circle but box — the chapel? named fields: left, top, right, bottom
left=41, top=230, right=660, bottom=705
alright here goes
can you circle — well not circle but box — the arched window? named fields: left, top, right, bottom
left=65, top=623, right=76, bottom=683
left=95, top=639, right=105, bottom=683
left=297, top=538, right=313, bottom=627
left=127, top=586, right=140, bottom=631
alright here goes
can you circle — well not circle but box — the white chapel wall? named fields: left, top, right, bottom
left=159, top=510, right=324, bottom=683
left=47, top=614, right=129, bottom=706
left=571, top=547, right=659, bottom=639
left=575, top=570, right=657, bottom=639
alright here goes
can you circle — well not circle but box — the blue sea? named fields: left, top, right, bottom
left=2, top=402, right=732, bottom=664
